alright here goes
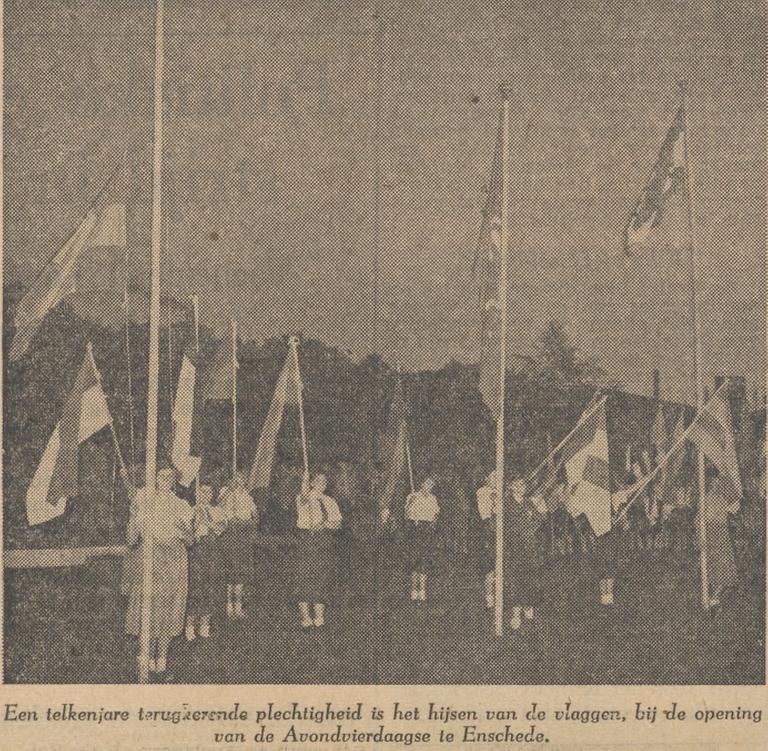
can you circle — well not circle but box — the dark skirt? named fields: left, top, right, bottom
left=404, top=520, right=437, bottom=573
left=221, top=521, right=255, bottom=583
left=478, top=519, right=496, bottom=574
left=590, top=530, right=618, bottom=578
left=503, top=556, right=544, bottom=606
left=292, top=529, right=339, bottom=602
left=188, top=533, right=222, bottom=616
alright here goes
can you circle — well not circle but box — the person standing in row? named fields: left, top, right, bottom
left=218, top=471, right=258, bottom=620
left=294, top=473, right=342, bottom=628
left=476, top=471, right=497, bottom=609
left=404, top=477, right=440, bottom=602
left=186, top=484, right=227, bottom=640
left=504, top=478, right=545, bottom=630
left=124, top=467, right=194, bottom=677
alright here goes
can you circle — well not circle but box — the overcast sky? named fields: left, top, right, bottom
left=4, top=0, right=766, bottom=402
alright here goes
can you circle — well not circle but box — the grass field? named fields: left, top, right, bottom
left=4, top=542, right=764, bottom=684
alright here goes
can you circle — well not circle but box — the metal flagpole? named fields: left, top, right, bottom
left=231, top=319, right=238, bottom=478
left=139, top=0, right=165, bottom=684
left=290, top=336, right=310, bottom=483
left=167, top=303, right=174, bottom=410
left=680, top=82, right=710, bottom=610
left=494, top=91, right=511, bottom=637
left=192, top=295, right=200, bottom=497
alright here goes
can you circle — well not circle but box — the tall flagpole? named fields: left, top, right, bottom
left=494, top=91, right=510, bottom=637
left=192, top=294, right=200, bottom=498
left=139, top=0, right=165, bottom=684
left=680, top=82, right=710, bottom=609
left=231, top=319, right=238, bottom=477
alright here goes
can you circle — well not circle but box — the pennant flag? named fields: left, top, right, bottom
left=203, top=328, right=238, bottom=400
left=171, top=349, right=203, bottom=486
left=688, top=383, right=743, bottom=500
left=375, top=374, right=411, bottom=524
left=530, top=399, right=612, bottom=535
left=247, top=344, right=302, bottom=490
left=26, top=345, right=114, bottom=525
left=10, top=203, right=127, bottom=361
left=624, top=105, right=686, bottom=252
left=475, top=120, right=504, bottom=419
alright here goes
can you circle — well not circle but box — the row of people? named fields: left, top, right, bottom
left=121, top=462, right=741, bottom=676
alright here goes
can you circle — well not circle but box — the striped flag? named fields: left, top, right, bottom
left=26, top=345, right=115, bottom=526
left=625, top=105, right=686, bottom=252
left=530, top=399, right=613, bottom=535
left=10, top=203, right=126, bottom=361
left=475, top=120, right=504, bottom=419
left=247, top=342, right=302, bottom=490
left=171, top=348, right=203, bottom=486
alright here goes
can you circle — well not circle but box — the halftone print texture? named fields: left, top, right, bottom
left=3, top=0, right=765, bottom=684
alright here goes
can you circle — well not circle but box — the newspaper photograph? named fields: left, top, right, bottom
left=1, top=0, right=765, bottom=749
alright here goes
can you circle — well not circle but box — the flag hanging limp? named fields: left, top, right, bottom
left=10, top=203, right=127, bottom=361
left=247, top=342, right=302, bottom=490
left=171, top=349, right=202, bottom=486
left=476, top=118, right=504, bottom=420
left=375, top=373, right=411, bottom=524
left=688, top=383, right=743, bottom=500
left=26, top=345, right=114, bottom=525
left=625, top=105, right=686, bottom=251
left=202, top=327, right=238, bottom=401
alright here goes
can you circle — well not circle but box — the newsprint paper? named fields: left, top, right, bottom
left=1, top=1, right=766, bottom=750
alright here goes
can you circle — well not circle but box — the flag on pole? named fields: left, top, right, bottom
left=203, top=329, right=238, bottom=400
left=10, top=203, right=127, bottom=361
left=375, top=373, right=411, bottom=524
left=171, top=348, right=203, bottom=486
left=529, top=399, right=612, bottom=535
left=650, top=405, right=688, bottom=509
left=26, top=344, right=114, bottom=525
left=247, top=345, right=302, bottom=491
left=688, top=383, right=743, bottom=500
left=475, top=120, right=504, bottom=419
left=625, top=105, right=686, bottom=251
